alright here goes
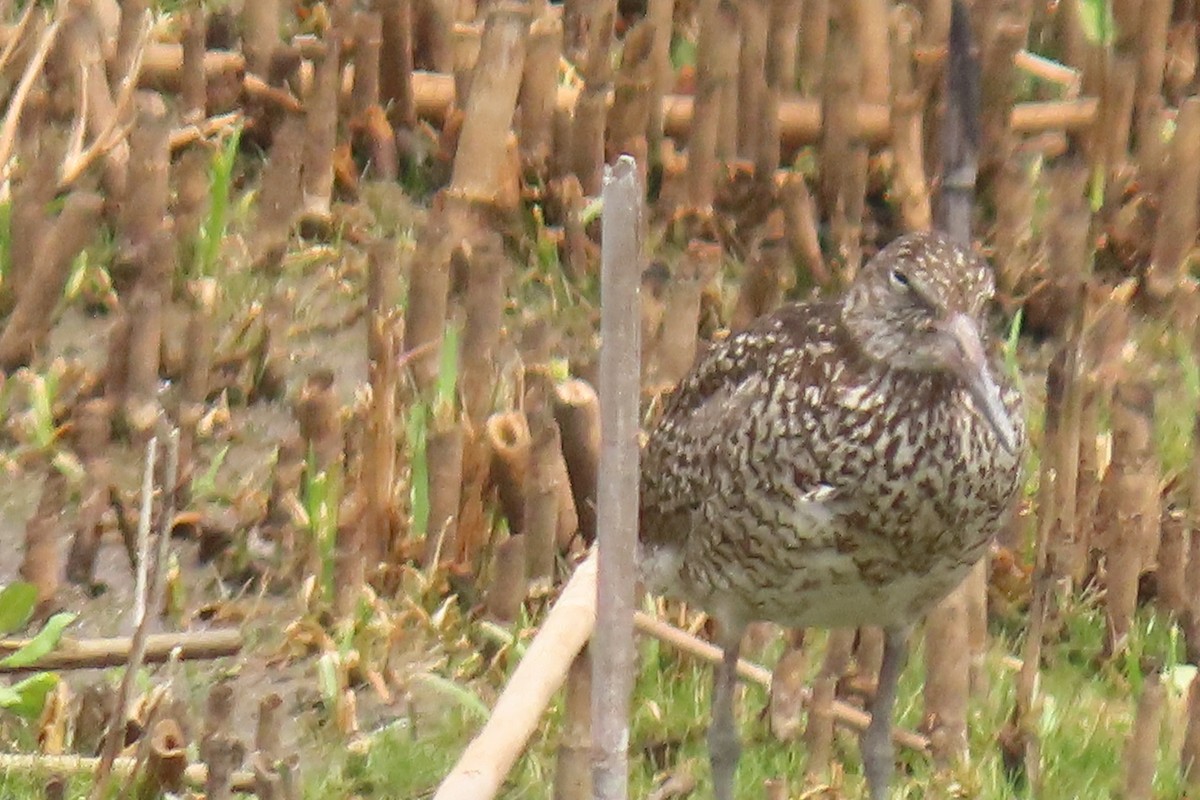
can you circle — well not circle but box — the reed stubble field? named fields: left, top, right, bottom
left=0, top=0, right=1199, bottom=798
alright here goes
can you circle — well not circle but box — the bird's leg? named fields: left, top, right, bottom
left=862, top=626, right=910, bottom=800
left=709, top=624, right=745, bottom=800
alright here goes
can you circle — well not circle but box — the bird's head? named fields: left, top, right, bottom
left=841, top=232, right=1019, bottom=453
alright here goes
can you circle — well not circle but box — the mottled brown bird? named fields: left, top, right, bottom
left=639, top=231, right=1025, bottom=800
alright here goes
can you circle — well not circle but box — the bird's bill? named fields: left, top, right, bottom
left=938, top=313, right=1019, bottom=454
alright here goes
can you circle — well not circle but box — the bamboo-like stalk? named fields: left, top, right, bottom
left=652, top=241, right=721, bottom=387
left=0, top=754, right=254, bottom=793
left=923, top=579, right=969, bottom=766
left=2, top=627, right=239, bottom=675
left=518, top=10, right=562, bottom=174
left=0, top=191, right=102, bottom=369
left=645, top=0, right=674, bottom=153
left=592, top=155, right=642, bottom=800
left=1104, top=382, right=1158, bottom=657
left=488, top=412, right=532, bottom=534
left=424, top=416, right=465, bottom=566
left=1134, top=0, right=1171, bottom=121
left=804, top=629, right=854, bottom=783
left=553, top=647, right=592, bottom=800
left=731, top=236, right=789, bottom=331
left=851, top=0, right=890, bottom=105
left=140, top=718, right=187, bottom=799
left=779, top=173, right=830, bottom=287
left=1157, top=508, right=1188, bottom=618
left=241, top=0, right=280, bottom=76
left=414, top=0, right=455, bottom=72
left=608, top=19, right=655, bottom=185
left=797, top=0, right=829, bottom=95
left=1094, top=54, right=1136, bottom=212
left=485, top=534, right=527, bottom=623
left=687, top=0, right=723, bottom=210
left=301, top=38, right=340, bottom=220
left=1122, top=670, right=1165, bottom=800
left=434, top=552, right=598, bottom=800
left=755, top=0, right=797, bottom=177
left=377, top=0, right=416, bottom=128
left=555, top=380, right=601, bottom=545
left=1145, top=97, right=1200, bottom=298
left=449, top=3, right=531, bottom=202
left=296, top=370, right=344, bottom=474
left=568, top=1, right=615, bottom=196
left=461, top=232, right=507, bottom=427
left=1184, top=670, right=1200, bottom=788
left=364, top=242, right=400, bottom=565
left=524, top=379, right=565, bottom=590
left=179, top=5, right=206, bottom=122
left=632, top=612, right=929, bottom=750
left=821, top=2, right=866, bottom=278
left=18, top=467, right=67, bottom=611
left=888, top=4, right=931, bottom=233
left=736, top=0, right=768, bottom=161
left=768, top=632, right=807, bottom=741
left=976, top=2, right=1030, bottom=181
left=66, top=398, right=113, bottom=585
left=250, top=111, right=304, bottom=269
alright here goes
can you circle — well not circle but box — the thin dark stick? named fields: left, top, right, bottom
left=591, top=155, right=642, bottom=800
left=936, top=0, right=981, bottom=244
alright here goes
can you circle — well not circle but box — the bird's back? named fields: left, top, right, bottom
left=638, top=300, right=1024, bottom=631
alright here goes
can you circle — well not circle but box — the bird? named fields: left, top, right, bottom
left=638, top=230, right=1026, bottom=800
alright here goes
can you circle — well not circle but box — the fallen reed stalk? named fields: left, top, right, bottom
left=0, top=754, right=254, bottom=793
left=0, top=629, right=242, bottom=674
left=433, top=552, right=598, bottom=800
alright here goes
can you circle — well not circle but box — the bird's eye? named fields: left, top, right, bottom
left=890, top=269, right=911, bottom=288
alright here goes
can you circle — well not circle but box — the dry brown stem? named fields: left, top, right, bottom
left=686, top=0, right=728, bottom=210
left=608, top=18, right=654, bottom=183
left=67, top=398, right=113, bottom=585
left=779, top=173, right=830, bottom=287
left=889, top=5, right=931, bottom=233
left=1184, top=671, right=1200, bottom=788
left=242, top=0, right=281, bottom=77
left=768, top=632, right=807, bottom=741
left=0, top=753, right=254, bottom=793
left=352, top=12, right=384, bottom=118
left=251, top=112, right=305, bottom=269
left=736, top=0, right=768, bottom=162
left=485, top=534, right=527, bottom=623
left=731, top=236, right=790, bottom=331
left=434, top=552, right=598, bottom=800
left=461, top=232, right=508, bottom=427
left=632, top=611, right=928, bottom=750
left=302, top=38, right=341, bottom=220
left=378, top=0, right=417, bottom=128
left=449, top=3, right=530, bottom=203
left=568, top=0, right=615, bottom=195
left=424, top=417, right=465, bottom=565
left=554, top=379, right=600, bottom=545
left=851, top=0, right=890, bottom=105
left=0, top=191, right=103, bottom=369
left=364, top=243, right=401, bottom=565
left=651, top=241, right=720, bottom=387
left=1122, top=670, right=1165, bottom=800
left=552, top=647, right=592, bottom=800
left=488, top=412, right=532, bottom=534
left=518, top=10, right=562, bottom=174
left=923, top=579, right=969, bottom=766
left=1104, top=381, right=1158, bottom=657
left=140, top=718, right=187, bottom=799
left=645, top=0, right=675, bottom=152
left=798, top=0, right=829, bottom=94
left=1157, top=508, right=1188, bottom=617
left=18, top=468, right=67, bottom=611
left=976, top=3, right=1030, bottom=180
left=804, top=629, right=854, bottom=783
left=524, top=383, right=565, bottom=590
left=296, top=370, right=344, bottom=473
left=401, top=200, right=463, bottom=391
left=1145, top=97, right=1200, bottom=299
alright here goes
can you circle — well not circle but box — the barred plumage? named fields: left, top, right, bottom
left=638, top=231, right=1026, bottom=800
